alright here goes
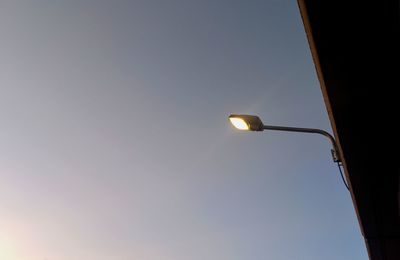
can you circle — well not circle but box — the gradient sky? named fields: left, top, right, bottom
left=0, top=1, right=368, bottom=259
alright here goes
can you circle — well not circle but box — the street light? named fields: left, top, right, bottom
left=229, top=114, right=341, bottom=163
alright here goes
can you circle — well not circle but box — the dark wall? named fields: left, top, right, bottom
left=299, top=1, right=399, bottom=259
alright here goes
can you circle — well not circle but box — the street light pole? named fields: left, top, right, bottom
left=228, top=114, right=342, bottom=163
left=261, top=124, right=341, bottom=163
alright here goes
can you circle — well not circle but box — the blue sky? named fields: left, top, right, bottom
left=0, top=0, right=368, bottom=259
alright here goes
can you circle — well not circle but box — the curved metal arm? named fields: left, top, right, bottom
left=262, top=124, right=341, bottom=162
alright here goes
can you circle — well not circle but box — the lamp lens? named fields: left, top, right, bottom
left=229, top=117, right=249, bottom=130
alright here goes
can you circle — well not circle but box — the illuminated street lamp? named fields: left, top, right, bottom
left=229, top=114, right=341, bottom=163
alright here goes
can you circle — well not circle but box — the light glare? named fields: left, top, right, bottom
left=229, top=117, right=249, bottom=130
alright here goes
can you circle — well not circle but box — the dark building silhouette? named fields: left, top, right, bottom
left=298, top=1, right=399, bottom=259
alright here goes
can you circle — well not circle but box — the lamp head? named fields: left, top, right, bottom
left=229, top=114, right=264, bottom=131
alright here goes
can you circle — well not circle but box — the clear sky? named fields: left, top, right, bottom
left=0, top=0, right=368, bottom=259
